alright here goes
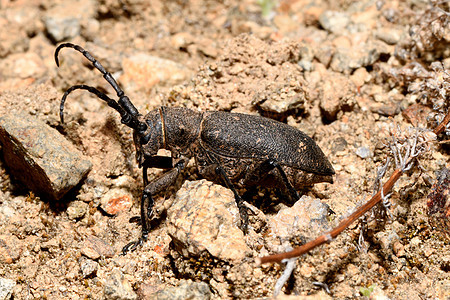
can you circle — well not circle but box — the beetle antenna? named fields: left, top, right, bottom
left=60, top=85, right=126, bottom=124
left=55, top=43, right=147, bottom=133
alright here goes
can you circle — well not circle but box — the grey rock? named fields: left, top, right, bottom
left=44, top=16, right=80, bottom=42
left=355, top=146, right=371, bottom=159
left=43, top=1, right=95, bottom=42
left=0, top=112, right=92, bottom=201
left=154, top=280, right=211, bottom=300
left=0, top=277, right=15, bottom=300
left=167, top=180, right=250, bottom=262
left=104, top=268, right=137, bottom=300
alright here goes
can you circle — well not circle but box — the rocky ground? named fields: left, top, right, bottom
left=0, top=0, right=449, bottom=299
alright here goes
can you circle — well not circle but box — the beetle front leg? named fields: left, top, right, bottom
left=122, top=157, right=187, bottom=255
left=214, top=165, right=251, bottom=233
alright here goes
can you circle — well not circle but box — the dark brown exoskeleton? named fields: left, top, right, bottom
left=55, top=43, right=335, bottom=254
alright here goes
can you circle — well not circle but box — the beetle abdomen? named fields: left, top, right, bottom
left=200, top=111, right=334, bottom=176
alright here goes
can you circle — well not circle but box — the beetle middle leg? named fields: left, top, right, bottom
left=122, top=157, right=187, bottom=254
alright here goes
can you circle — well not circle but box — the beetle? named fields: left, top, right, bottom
left=54, top=43, right=335, bottom=254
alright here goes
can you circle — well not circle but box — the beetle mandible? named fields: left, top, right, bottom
left=54, top=43, right=335, bottom=254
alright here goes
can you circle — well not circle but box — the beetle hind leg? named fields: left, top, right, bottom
left=244, top=159, right=301, bottom=203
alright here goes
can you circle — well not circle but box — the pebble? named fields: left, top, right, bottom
left=355, top=146, right=371, bottom=159
left=166, top=180, right=250, bottom=262
left=0, top=277, right=15, bottom=300
left=67, top=201, right=89, bottom=220
left=80, top=235, right=115, bottom=260
left=78, top=256, right=98, bottom=278
left=100, top=188, right=133, bottom=215
left=43, top=1, right=95, bottom=42
left=120, top=53, right=191, bottom=92
left=0, top=112, right=92, bottom=200
left=375, top=27, right=404, bottom=45
left=318, top=72, right=355, bottom=120
left=153, top=280, right=211, bottom=300
left=0, top=52, right=46, bottom=79
left=267, top=196, right=330, bottom=251
left=330, top=40, right=389, bottom=73
left=319, top=11, right=350, bottom=34
left=0, top=18, right=29, bottom=58
left=0, top=235, right=22, bottom=264
left=104, top=268, right=137, bottom=300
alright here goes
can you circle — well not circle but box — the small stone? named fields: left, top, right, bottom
left=104, top=268, right=137, bottom=300
left=80, top=235, right=115, bottom=260
left=355, top=146, right=371, bottom=159
left=350, top=67, right=371, bottom=87
left=319, top=72, right=355, bottom=120
left=120, top=53, right=191, bottom=92
left=67, top=201, right=88, bottom=220
left=167, top=180, right=250, bottom=262
left=0, top=52, right=46, bottom=80
left=170, top=32, right=194, bottom=49
left=78, top=256, right=98, bottom=278
left=100, top=188, right=133, bottom=215
left=0, top=112, right=92, bottom=201
left=43, top=1, right=95, bottom=42
left=393, top=241, right=405, bottom=257
left=319, top=11, right=350, bottom=34
left=153, top=280, right=211, bottom=300
left=0, top=277, right=15, bottom=300
left=0, top=18, right=29, bottom=58
left=330, top=40, right=389, bottom=73
left=197, top=38, right=219, bottom=58
left=375, top=28, right=404, bottom=45
left=41, top=238, right=60, bottom=253
left=0, top=235, right=22, bottom=264
left=267, top=196, right=330, bottom=250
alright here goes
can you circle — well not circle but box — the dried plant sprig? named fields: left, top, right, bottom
left=273, top=251, right=297, bottom=297
left=256, top=113, right=446, bottom=265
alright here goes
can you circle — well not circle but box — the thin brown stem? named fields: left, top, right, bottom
left=433, top=110, right=450, bottom=135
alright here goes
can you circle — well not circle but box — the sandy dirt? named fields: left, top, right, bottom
left=0, top=0, right=449, bottom=299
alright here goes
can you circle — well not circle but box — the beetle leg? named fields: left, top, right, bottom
left=214, top=165, right=250, bottom=233
left=122, top=157, right=187, bottom=255
left=244, top=159, right=300, bottom=202
left=141, top=155, right=173, bottom=185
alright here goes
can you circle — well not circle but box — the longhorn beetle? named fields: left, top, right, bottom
left=55, top=43, right=335, bottom=254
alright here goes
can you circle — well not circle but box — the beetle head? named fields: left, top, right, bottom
left=132, top=110, right=164, bottom=167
